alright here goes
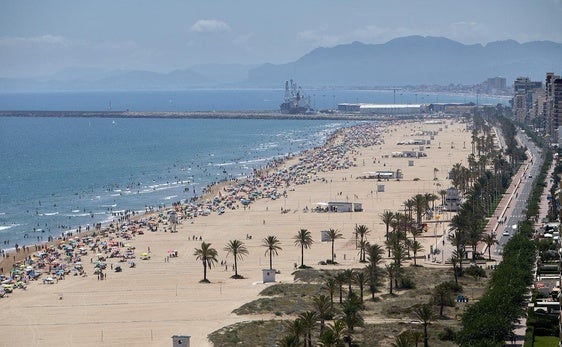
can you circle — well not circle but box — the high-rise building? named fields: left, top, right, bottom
left=512, top=77, right=543, bottom=124
left=480, top=77, right=507, bottom=93
left=545, top=73, right=562, bottom=143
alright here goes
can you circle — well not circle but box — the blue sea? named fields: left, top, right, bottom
left=0, top=89, right=507, bottom=248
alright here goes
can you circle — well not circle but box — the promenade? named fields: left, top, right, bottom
left=434, top=127, right=548, bottom=346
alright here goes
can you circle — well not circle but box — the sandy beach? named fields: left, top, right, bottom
left=0, top=118, right=472, bottom=346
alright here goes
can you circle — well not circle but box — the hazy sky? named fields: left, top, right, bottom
left=1, top=0, right=561, bottom=78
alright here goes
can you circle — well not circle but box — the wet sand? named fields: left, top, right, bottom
left=0, top=118, right=472, bottom=346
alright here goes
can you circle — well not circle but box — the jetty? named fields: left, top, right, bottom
left=0, top=110, right=417, bottom=121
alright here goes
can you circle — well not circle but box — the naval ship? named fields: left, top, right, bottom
left=280, top=79, right=312, bottom=114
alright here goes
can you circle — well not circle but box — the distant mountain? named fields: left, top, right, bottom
left=247, top=36, right=562, bottom=87
left=0, top=64, right=256, bottom=92
left=1, top=36, right=561, bottom=91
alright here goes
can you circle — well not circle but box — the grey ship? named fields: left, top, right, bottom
left=280, top=79, right=312, bottom=114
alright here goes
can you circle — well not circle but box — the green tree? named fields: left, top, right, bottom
left=366, top=243, right=384, bottom=300
left=262, top=235, right=282, bottom=270
left=294, top=229, right=314, bottom=268
left=326, top=228, right=343, bottom=263
left=312, top=294, right=332, bottom=338
left=438, top=189, right=447, bottom=206
left=223, top=239, right=249, bottom=278
left=380, top=210, right=395, bottom=242
left=433, top=282, right=453, bottom=317
left=299, top=311, right=318, bottom=347
left=277, top=335, right=299, bottom=347
left=354, top=224, right=370, bottom=262
left=342, top=293, right=364, bottom=347
left=391, top=333, right=414, bottom=347
left=283, top=319, right=304, bottom=346
left=324, top=276, right=337, bottom=309
left=414, top=304, right=434, bottom=347
left=342, top=269, right=354, bottom=297
left=412, top=194, right=427, bottom=226
left=193, top=241, right=218, bottom=283
left=320, top=319, right=345, bottom=347
left=410, top=240, right=424, bottom=266
left=334, top=272, right=346, bottom=304
left=481, top=232, right=498, bottom=260
left=385, top=263, right=397, bottom=295
left=354, top=270, right=369, bottom=303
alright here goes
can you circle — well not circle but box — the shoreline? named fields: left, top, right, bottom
left=0, top=124, right=352, bottom=273
left=0, top=117, right=472, bottom=346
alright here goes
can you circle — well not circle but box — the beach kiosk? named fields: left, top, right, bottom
left=172, top=335, right=190, bottom=346
left=262, top=269, right=276, bottom=283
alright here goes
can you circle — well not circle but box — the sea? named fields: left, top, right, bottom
left=0, top=89, right=507, bottom=249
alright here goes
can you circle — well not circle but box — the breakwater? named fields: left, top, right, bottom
left=0, top=110, right=413, bottom=121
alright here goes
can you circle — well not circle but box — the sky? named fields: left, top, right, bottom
left=1, top=0, right=561, bottom=79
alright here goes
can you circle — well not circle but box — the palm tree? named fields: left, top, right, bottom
left=423, top=193, right=438, bottom=217
left=438, top=189, right=447, bottom=207
left=380, top=210, right=395, bottom=242
left=392, top=333, right=414, bottom=347
left=450, top=254, right=459, bottom=285
left=354, top=270, right=369, bottom=303
left=277, top=335, right=299, bottom=347
left=262, top=235, right=282, bottom=270
left=357, top=239, right=369, bottom=263
left=283, top=319, right=304, bottom=346
left=481, top=232, right=498, bottom=260
left=342, top=293, right=363, bottom=347
left=410, top=331, right=424, bottom=347
left=224, top=239, right=249, bottom=278
left=410, top=240, right=424, bottom=266
left=385, top=263, right=396, bottom=295
left=294, top=229, right=313, bottom=268
left=466, top=225, right=484, bottom=261
left=320, top=319, right=345, bottom=347
left=312, top=294, right=332, bottom=337
left=366, top=243, right=384, bottom=299
left=326, top=228, right=343, bottom=264
left=299, top=311, right=318, bottom=347
left=354, top=224, right=370, bottom=262
left=324, top=276, right=337, bottom=309
left=412, top=194, right=426, bottom=226
left=343, top=269, right=354, bottom=297
left=366, top=243, right=384, bottom=268
left=433, top=282, right=452, bottom=317
left=414, top=304, right=434, bottom=347
left=193, top=241, right=218, bottom=283
left=334, top=272, right=346, bottom=304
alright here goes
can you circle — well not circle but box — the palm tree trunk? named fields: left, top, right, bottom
left=203, top=260, right=207, bottom=281
left=331, top=240, right=335, bottom=263
left=339, top=286, right=343, bottom=303
left=269, top=249, right=273, bottom=270
left=301, top=245, right=304, bottom=267
left=234, top=256, right=238, bottom=276
left=359, top=285, right=364, bottom=303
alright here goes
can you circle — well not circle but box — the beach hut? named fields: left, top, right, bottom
left=172, top=335, right=191, bottom=346
left=328, top=202, right=353, bottom=212
left=262, top=269, right=276, bottom=283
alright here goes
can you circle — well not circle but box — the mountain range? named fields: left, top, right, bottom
left=2, top=36, right=561, bottom=91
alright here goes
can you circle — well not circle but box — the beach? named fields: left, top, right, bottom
left=0, top=118, right=472, bottom=346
